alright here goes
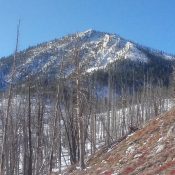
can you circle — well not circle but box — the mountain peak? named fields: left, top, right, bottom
left=77, top=29, right=98, bottom=38
left=83, top=28, right=94, bottom=33
left=0, top=30, right=174, bottom=90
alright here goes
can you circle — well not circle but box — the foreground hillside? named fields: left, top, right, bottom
left=64, top=106, right=175, bottom=175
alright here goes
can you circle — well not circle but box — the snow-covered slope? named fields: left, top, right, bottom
left=0, top=29, right=174, bottom=89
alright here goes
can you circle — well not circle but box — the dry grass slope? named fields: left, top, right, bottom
left=63, top=107, right=175, bottom=175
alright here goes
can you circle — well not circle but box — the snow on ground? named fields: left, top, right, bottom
left=126, top=144, right=136, bottom=155
left=1, top=30, right=175, bottom=91
left=155, top=144, right=165, bottom=154
left=0, top=95, right=174, bottom=173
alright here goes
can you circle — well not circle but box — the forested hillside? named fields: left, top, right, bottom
left=0, top=30, right=174, bottom=92
left=0, top=30, right=174, bottom=175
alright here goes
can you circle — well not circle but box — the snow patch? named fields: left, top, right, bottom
left=167, top=125, right=175, bottom=137
left=134, top=153, right=142, bottom=159
left=126, top=144, right=136, bottom=154
left=157, top=137, right=164, bottom=143
left=155, top=144, right=165, bottom=154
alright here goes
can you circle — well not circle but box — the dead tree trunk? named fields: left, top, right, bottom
left=28, top=84, right=33, bottom=175
left=75, top=50, right=85, bottom=170
left=0, top=20, right=20, bottom=175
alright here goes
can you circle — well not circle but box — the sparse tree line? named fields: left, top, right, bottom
left=0, top=25, right=174, bottom=175
left=0, top=62, right=174, bottom=175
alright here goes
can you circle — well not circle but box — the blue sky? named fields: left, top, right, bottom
left=0, top=0, right=175, bottom=57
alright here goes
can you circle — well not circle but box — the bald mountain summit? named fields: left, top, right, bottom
left=0, top=29, right=174, bottom=92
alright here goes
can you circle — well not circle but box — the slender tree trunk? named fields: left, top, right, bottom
left=28, top=84, right=33, bottom=175
left=0, top=20, right=20, bottom=175
left=76, top=51, right=85, bottom=170
left=106, top=68, right=112, bottom=146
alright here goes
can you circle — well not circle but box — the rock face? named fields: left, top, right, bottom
left=65, top=107, right=175, bottom=175
left=0, top=30, right=174, bottom=90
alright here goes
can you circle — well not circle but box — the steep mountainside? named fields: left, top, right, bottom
left=0, top=29, right=174, bottom=90
left=64, top=106, right=175, bottom=175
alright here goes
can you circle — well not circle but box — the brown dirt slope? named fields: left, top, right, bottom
left=64, top=107, right=175, bottom=175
